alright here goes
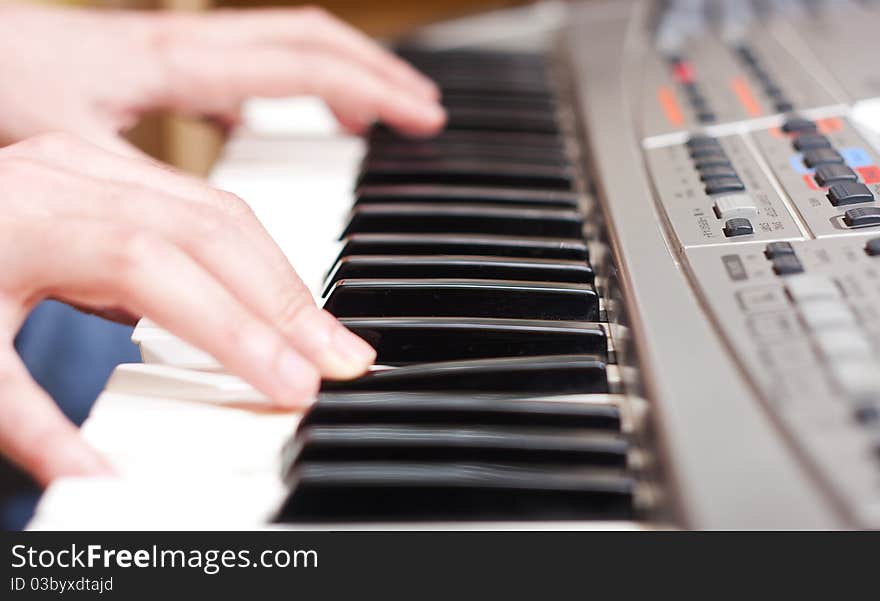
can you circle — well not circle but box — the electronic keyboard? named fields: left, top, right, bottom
left=29, top=0, right=880, bottom=530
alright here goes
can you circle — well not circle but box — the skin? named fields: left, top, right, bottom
left=0, top=4, right=446, bottom=487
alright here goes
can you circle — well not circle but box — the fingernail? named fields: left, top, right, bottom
left=276, top=349, right=319, bottom=407
left=332, top=327, right=377, bottom=369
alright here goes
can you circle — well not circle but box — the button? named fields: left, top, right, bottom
left=696, top=111, right=716, bottom=123
left=814, top=164, right=858, bottom=187
left=685, top=135, right=721, bottom=150
left=705, top=177, right=745, bottom=195
left=798, top=299, right=857, bottom=330
left=689, top=146, right=726, bottom=159
left=699, top=165, right=739, bottom=181
left=714, top=193, right=758, bottom=219
left=694, top=156, right=732, bottom=169
left=827, top=181, right=874, bottom=207
left=830, top=359, right=880, bottom=403
left=793, top=134, right=832, bottom=152
left=736, top=286, right=789, bottom=312
left=723, top=217, right=753, bottom=237
left=781, top=116, right=817, bottom=133
left=772, top=254, right=804, bottom=275
left=775, top=100, right=795, bottom=113
left=844, top=207, right=880, bottom=228
left=865, top=237, right=880, bottom=256
left=803, top=148, right=844, bottom=168
left=785, top=274, right=841, bottom=303
left=813, top=328, right=873, bottom=360
left=764, top=241, right=795, bottom=259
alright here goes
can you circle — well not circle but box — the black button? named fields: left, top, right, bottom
left=827, top=181, right=874, bottom=207
left=688, top=145, right=725, bottom=159
left=781, top=116, right=817, bottom=134
left=854, top=403, right=880, bottom=424
left=793, top=134, right=832, bottom=152
left=694, top=156, right=732, bottom=169
left=697, top=111, right=716, bottom=123
left=803, top=148, right=844, bottom=168
left=775, top=100, right=795, bottom=113
left=815, top=164, right=858, bottom=187
left=705, top=177, right=745, bottom=195
left=685, top=135, right=720, bottom=150
left=865, top=238, right=880, bottom=257
left=723, top=217, right=753, bottom=237
left=764, top=241, right=795, bottom=259
left=763, top=83, right=783, bottom=98
left=772, top=255, right=804, bottom=275
left=698, top=165, right=738, bottom=181
left=844, top=207, right=880, bottom=228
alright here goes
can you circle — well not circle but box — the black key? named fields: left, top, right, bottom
left=793, top=134, right=832, bottom=152
left=324, top=279, right=599, bottom=321
left=276, top=462, right=634, bottom=522
left=320, top=355, right=609, bottom=394
left=285, top=425, right=629, bottom=466
left=772, top=254, right=804, bottom=276
left=324, top=256, right=594, bottom=294
left=336, top=234, right=589, bottom=262
left=338, top=317, right=607, bottom=363
left=723, top=218, right=753, bottom=237
left=694, top=155, right=732, bottom=170
left=341, top=204, right=584, bottom=238
left=355, top=185, right=579, bottom=208
left=865, top=238, right=880, bottom=256
left=803, top=148, right=844, bottom=168
left=358, top=159, right=575, bottom=189
left=827, top=181, right=874, bottom=207
left=367, top=142, right=570, bottom=166
left=704, top=176, right=745, bottom=195
left=781, top=116, right=817, bottom=134
left=815, top=164, right=858, bottom=187
left=438, top=91, right=556, bottom=113
left=443, top=107, right=560, bottom=134
left=698, top=165, right=739, bottom=181
left=301, top=392, right=622, bottom=430
left=369, top=129, right=564, bottom=151
left=764, top=241, right=795, bottom=259
left=844, top=207, right=880, bottom=228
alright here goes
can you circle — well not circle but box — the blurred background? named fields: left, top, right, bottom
left=32, top=0, right=530, bottom=175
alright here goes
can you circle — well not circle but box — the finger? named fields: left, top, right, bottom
left=5, top=139, right=376, bottom=378
left=28, top=218, right=322, bottom=407
left=180, top=8, right=441, bottom=101
left=160, top=46, right=446, bottom=136
left=0, top=345, right=113, bottom=487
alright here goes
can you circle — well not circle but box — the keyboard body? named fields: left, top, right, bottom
left=29, top=0, right=880, bottom=529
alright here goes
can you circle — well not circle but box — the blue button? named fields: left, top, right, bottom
left=839, top=147, right=873, bottom=168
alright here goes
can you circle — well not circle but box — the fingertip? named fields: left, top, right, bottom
left=275, top=348, right=321, bottom=409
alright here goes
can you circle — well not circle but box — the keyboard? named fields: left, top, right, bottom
left=28, top=0, right=880, bottom=529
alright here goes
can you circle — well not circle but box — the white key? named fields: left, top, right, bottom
left=713, top=193, right=758, bottom=220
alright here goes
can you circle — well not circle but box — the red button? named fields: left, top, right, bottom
left=673, top=62, right=695, bottom=84
left=803, top=174, right=820, bottom=190
left=857, top=165, right=880, bottom=184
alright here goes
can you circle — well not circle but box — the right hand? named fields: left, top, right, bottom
left=0, top=133, right=377, bottom=486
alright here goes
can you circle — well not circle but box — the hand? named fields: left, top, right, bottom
left=0, top=133, right=377, bottom=486
left=0, top=3, right=445, bottom=149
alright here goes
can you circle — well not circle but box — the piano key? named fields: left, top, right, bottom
left=337, top=317, right=607, bottom=363
left=438, top=91, right=557, bottom=113
left=276, top=462, right=634, bottom=522
left=336, top=233, right=589, bottom=262
left=323, top=279, right=600, bottom=321
left=442, top=107, right=561, bottom=134
left=341, top=204, right=584, bottom=238
left=368, top=128, right=565, bottom=151
left=355, top=185, right=579, bottom=208
left=366, top=141, right=570, bottom=165
left=320, top=354, right=609, bottom=394
left=301, top=392, right=623, bottom=430
left=358, top=159, right=575, bottom=189
left=324, top=256, right=594, bottom=294
left=285, top=425, right=629, bottom=466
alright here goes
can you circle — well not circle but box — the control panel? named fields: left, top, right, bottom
left=686, top=239, right=880, bottom=526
